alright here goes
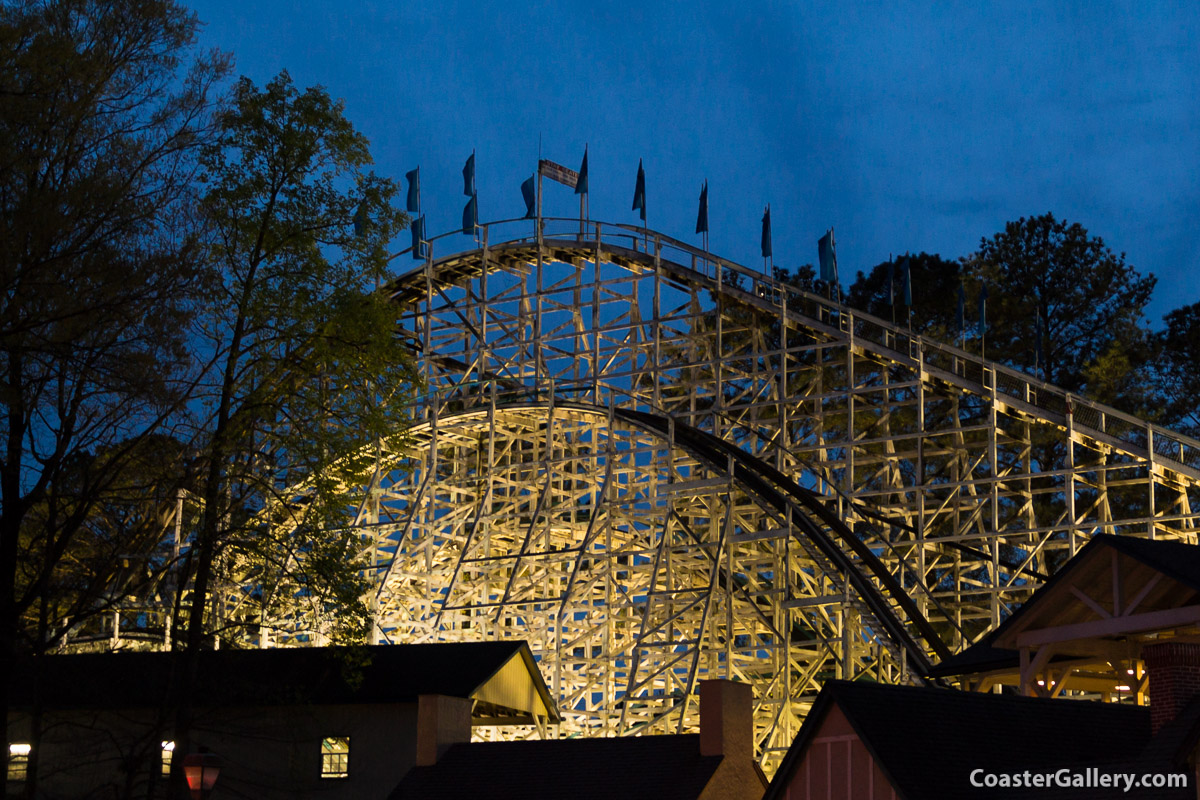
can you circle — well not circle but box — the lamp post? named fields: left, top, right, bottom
left=181, top=752, right=221, bottom=799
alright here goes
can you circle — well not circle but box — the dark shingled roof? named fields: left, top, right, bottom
left=389, top=735, right=723, bottom=800
left=12, top=642, right=540, bottom=711
left=925, top=632, right=1084, bottom=679
left=924, top=633, right=1020, bottom=678
left=1136, top=696, right=1200, bottom=771
left=1097, top=534, right=1200, bottom=593
left=766, top=681, right=1161, bottom=800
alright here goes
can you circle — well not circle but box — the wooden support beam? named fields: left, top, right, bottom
left=1015, top=605, right=1200, bottom=648
left=1123, top=572, right=1163, bottom=617
left=1068, top=584, right=1111, bottom=619
left=1112, top=550, right=1123, bottom=617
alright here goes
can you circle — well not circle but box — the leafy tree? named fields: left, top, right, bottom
left=16, top=435, right=196, bottom=800
left=17, top=434, right=191, bottom=652
left=958, top=215, right=1159, bottom=551
left=841, top=217, right=1157, bottom=418
left=839, top=219, right=1159, bottom=560
left=168, top=71, right=417, bottom=794
left=774, top=263, right=818, bottom=295
left=0, top=0, right=227, bottom=782
left=846, top=252, right=967, bottom=341
left=965, top=213, right=1156, bottom=413
left=1156, top=302, right=1200, bottom=437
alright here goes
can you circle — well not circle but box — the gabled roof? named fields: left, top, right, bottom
left=765, top=681, right=1153, bottom=800
left=1140, top=696, right=1200, bottom=767
left=388, top=735, right=723, bottom=800
left=13, top=642, right=558, bottom=723
left=925, top=630, right=1082, bottom=679
left=1098, top=534, right=1200, bottom=592
left=924, top=632, right=1018, bottom=678
left=926, top=534, right=1200, bottom=678
left=992, top=534, right=1200, bottom=648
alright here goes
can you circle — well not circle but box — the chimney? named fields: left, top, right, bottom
left=699, top=679, right=753, bottom=760
left=1144, top=642, right=1200, bottom=735
left=415, top=694, right=472, bottom=765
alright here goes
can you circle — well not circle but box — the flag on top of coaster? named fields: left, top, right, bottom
left=632, top=159, right=646, bottom=222
left=575, top=146, right=588, bottom=195
left=761, top=206, right=772, bottom=259
left=405, top=167, right=420, bottom=213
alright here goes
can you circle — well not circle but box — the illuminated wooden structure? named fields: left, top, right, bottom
left=765, top=535, right=1200, bottom=800
left=929, top=534, right=1200, bottom=705
left=305, top=216, right=1199, bottom=771
left=88, top=216, right=1200, bottom=772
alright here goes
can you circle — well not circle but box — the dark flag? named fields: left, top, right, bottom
left=462, top=152, right=475, bottom=196
left=575, top=146, right=588, bottom=195
left=957, top=282, right=966, bottom=337
left=978, top=284, right=989, bottom=339
left=632, top=159, right=646, bottom=221
left=761, top=206, right=772, bottom=258
left=462, top=194, right=477, bottom=235
left=521, top=175, right=536, bottom=219
left=695, top=181, right=708, bottom=234
left=888, top=259, right=895, bottom=306
left=353, top=200, right=368, bottom=238
left=818, top=229, right=838, bottom=285
left=411, top=215, right=426, bottom=260
left=405, top=167, right=420, bottom=213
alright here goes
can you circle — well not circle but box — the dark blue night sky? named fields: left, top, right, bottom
left=186, top=1, right=1200, bottom=323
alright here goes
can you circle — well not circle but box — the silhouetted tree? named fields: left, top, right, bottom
left=843, top=217, right=1157, bottom=418
left=965, top=213, right=1156, bottom=414
left=0, top=0, right=227, bottom=782
left=1156, top=302, right=1200, bottom=437
left=846, top=252, right=967, bottom=340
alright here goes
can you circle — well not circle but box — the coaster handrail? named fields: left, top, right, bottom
left=388, top=216, right=1200, bottom=483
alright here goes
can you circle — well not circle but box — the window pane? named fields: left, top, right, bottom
left=8, top=744, right=30, bottom=782
left=320, top=736, right=349, bottom=779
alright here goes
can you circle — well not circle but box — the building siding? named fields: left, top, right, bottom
left=776, top=706, right=897, bottom=800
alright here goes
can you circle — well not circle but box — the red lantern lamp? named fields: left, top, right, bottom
left=181, top=752, right=221, bottom=799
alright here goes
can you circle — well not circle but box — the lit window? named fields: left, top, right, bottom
left=320, top=737, right=349, bottom=779
left=8, top=743, right=31, bottom=782
left=161, top=741, right=175, bottom=777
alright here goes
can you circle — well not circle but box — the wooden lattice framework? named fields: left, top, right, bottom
left=95, top=217, right=1200, bottom=772
left=318, top=217, right=1200, bottom=770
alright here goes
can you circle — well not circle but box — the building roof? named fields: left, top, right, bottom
left=13, top=642, right=558, bottom=722
left=388, top=735, right=724, bottom=800
left=989, top=534, right=1200, bottom=647
left=925, top=631, right=1087, bottom=679
left=765, top=680, right=1160, bottom=800
left=926, top=533, right=1200, bottom=679
left=1097, top=534, right=1200, bottom=592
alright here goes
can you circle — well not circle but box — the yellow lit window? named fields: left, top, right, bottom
left=161, top=741, right=175, bottom=777
left=320, top=736, right=349, bottom=779
left=8, top=743, right=31, bottom=782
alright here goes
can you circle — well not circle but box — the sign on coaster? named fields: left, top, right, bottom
left=539, top=159, right=579, bottom=189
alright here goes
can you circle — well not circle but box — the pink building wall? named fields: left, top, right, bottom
left=774, top=705, right=898, bottom=800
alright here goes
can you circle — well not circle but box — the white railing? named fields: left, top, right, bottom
left=388, top=216, right=1200, bottom=482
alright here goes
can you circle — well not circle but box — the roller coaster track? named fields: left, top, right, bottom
left=180, top=217, right=1200, bottom=772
